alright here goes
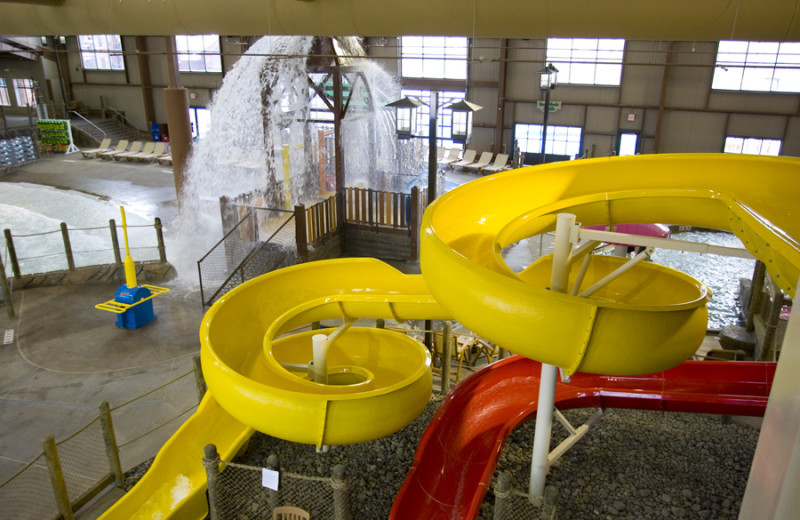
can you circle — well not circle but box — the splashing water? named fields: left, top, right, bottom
left=167, top=36, right=426, bottom=285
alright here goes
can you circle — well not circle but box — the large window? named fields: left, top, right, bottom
left=401, top=89, right=465, bottom=148
left=176, top=35, right=222, bottom=73
left=13, top=79, right=36, bottom=106
left=546, top=38, right=625, bottom=86
left=713, top=41, right=800, bottom=93
left=723, top=136, right=782, bottom=156
left=401, top=36, right=468, bottom=80
left=78, top=35, right=125, bottom=71
left=0, top=79, right=9, bottom=106
left=515, top=123, right=582, bottom=158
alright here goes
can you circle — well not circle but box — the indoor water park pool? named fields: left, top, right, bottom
left=650, top=229, right=756, bottom=330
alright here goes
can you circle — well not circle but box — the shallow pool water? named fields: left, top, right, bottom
left=649, top=230, right=755, bottom=330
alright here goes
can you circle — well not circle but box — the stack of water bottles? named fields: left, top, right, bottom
left=0, top=136, right=37, bottom=168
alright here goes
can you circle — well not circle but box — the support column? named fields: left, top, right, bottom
left=493, top=39, right=508, bottom=155
left=164, top=36, right=192, bottom=202
left=529, top=213, right=575, bottom=502
left=135, top=37, right=155, bottom=128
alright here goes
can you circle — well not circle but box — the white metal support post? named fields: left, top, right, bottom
left=529, top=213, right=575, bottom=502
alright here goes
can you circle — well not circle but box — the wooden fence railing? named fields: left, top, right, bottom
left=295, top=186, right=421, bottom=261
left=346, top=187, right=413, bottom=229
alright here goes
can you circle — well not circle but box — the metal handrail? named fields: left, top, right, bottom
left=68, top=110, right=106, bottom=138
left=102, top=105, right=145, bottom=138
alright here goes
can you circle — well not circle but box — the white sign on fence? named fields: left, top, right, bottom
left=262, top=468, right=280, bottom=490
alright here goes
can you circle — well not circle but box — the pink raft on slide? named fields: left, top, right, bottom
left=583, top=223, right=671, bottom=247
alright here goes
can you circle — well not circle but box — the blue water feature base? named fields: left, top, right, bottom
left=114, top=284, right=157, bottom=329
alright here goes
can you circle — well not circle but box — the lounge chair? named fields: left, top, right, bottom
left=451, top=149, right=478, bottom=168
left=438, top=148, right=461, bottom=165
left=112, top=141, right=144, bottom=161
left=481, top=153, right=510, bottom=174
left=156, top=151, right=172, bottom=166
left=80, top=138, right=112, bottom=159
left=133, top=142, right=166, bottom=162
left=121, top=142, right=155, bottom=161
left=464, top=151, right=494, bottom=171
left=98, top=140, right=129, bottom=160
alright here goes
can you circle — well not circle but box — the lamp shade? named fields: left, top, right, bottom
left=444, top=99, right=482, bottom=144
left=539, top=63, right=559, bottom=90
left=386, top=96, right=425, bottom=139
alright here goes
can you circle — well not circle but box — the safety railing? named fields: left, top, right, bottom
left=0, top=367, right=202, bottom=520
left=197, top=208, right=298, bottom=307
left=101, top=105, right=147, bottom=141
left=2, top=218, right=166, bottom=279
left=204, top=448, right=351, bottom=520
left=68, top=110, right=107, bottom=140
left=345, top=187, right=413, bottom=229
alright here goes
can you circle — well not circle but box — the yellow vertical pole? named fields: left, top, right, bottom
left=120, top=207, right=138, bottom=288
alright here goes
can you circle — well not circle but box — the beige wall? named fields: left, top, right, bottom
left=6, top=35, right=800, bottom=159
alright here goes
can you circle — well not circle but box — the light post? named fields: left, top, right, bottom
left=386, top=94, right=481, bottom=204
left=538, top=63, right=558, bottom=164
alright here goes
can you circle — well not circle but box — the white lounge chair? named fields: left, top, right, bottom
left=122, top=142, right=155, bottom=161
left=112, top=141, right=144, bottom=161
left=451, top=149, right=478, bottom=168
left=81, top=138, right=112, bottom=159
left=481, top=153, right=510, bottom=174
left=133, top=142, right=167, bottom=162
left=98, top=140, right=129, bottom=160
left=156, top=150, right=172, bottom=166
left=438, top=148, right=461, bottom=165
left=464, top=151, right=494, bottom=171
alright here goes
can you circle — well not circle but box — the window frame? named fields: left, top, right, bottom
left=78, top=35, right=125, bottom=71
left=712, top=40, right=800, bottom=93
left=12, top=78, right=36, bottom=107
left=514, top=122, right=583, bottom=159
left=723, top=136, right=782, bottom=156
left=175, top=34, right=222, bottom=74
left=546, top=38, right=626, bottom=86
left=0, top=78, right=10, bottom=106
left=400, top=36, right=469, bottom=80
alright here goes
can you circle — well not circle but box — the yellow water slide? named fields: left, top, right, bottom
left=101, top=153, right=800, bottom=519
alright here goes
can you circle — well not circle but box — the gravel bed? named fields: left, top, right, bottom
left=123, top=394, right=760, bottom=519
left=493, top=408, right=759, bottom=520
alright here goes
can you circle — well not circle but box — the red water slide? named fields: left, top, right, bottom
left=390, top=356, right=776, bottom=520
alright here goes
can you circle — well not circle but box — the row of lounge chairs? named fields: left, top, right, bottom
left=81, top=139, right=172, bottom=165
left=438, top=148, right=510, bottom=174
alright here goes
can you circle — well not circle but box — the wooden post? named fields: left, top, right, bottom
left=193, top=355, right=207, bottom=403
left=60, top=222, right=75, bottom=271
left=202, top=444, right=221, bottom=520
left=108, top=219, right=122, bottom=265
left=761, top=284, right=785, bottom=361
left=441, top=321, right=453, bottom=393
left=98, top=401, right=124, bottom=487
left=0, top=253, right=15, bottom=318
left=493, top=471, right=513, bottom=520
left=154, top=217, right=167, bottom=263
left=42, top=434, right=74, bottom=520
left=409, top=186, right=420, bottom=261
left=3, top=229, right=21, bottom=278
left=746, top=260, right=766, bottom=332
left=266, top=453, right=280, bottom=512
left=295, top=204, right=308, bottom=262
left=332, top=464, right=351, bottom=520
